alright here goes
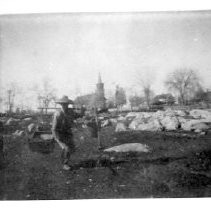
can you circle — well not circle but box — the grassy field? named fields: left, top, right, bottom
left=0, top=125, right=211, bottom=200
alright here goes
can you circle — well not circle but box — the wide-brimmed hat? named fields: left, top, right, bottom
left=55, top=95, right=74, bottom=104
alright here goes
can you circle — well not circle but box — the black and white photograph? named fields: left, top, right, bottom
left=0, top=7, right=211, bottom=201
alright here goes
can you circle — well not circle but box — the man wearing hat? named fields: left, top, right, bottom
left=52, top=95, right=77, bottom=170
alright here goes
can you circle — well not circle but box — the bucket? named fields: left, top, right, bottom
left=28, top=131, right=55, bottom=154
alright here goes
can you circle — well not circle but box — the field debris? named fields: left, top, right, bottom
left=104, top=143, right=150, bottom=153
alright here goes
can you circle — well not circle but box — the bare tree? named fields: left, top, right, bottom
left=129, top=95, right=144, bottom=111
left=165, top=68, right=201, bottom=105
left=33, top=78, right=57, bottom=114
left=115, top=85, right=127, bottom=111
left=134, top=70, right=155, bottom=109
left=3, top=82, right=21, bottom=114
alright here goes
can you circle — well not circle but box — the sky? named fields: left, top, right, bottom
left=0, top=11, right=211, bottom=110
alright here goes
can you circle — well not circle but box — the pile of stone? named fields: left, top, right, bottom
left=115, top=109, right=211, bottom=133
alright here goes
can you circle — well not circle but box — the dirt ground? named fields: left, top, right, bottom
left=0, top=126, right=211, bottom=200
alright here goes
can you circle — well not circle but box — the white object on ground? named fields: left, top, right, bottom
left=23, top=118, right=32, bottom=121
left=40, top=134, right=53, bottom=140
left=104, top=143, right=150, bottom=153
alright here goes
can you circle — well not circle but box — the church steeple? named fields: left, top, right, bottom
left=98, top=73, right=102, bottom=84
left=95, top=72, right=106, bottom=109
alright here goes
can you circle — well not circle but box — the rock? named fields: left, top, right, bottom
left=23, top=117, right=32, bottom=121
left=128, top=113, right=152, bottom=130
left=13, top=130, right=25, bottom=137
left=66, top=181, right=71, bottom=185
left=27, top=123, right=37, bottom=133
left=189, top=109, right=211, bottom=122
left=98, top=116, right=105, bottom=120
left=181, top=120, right=194, bottom=131
left=164, top=109, right=177, bottom=117
left=125, top=114, right=137, bottom=124
left=115, top=122, right=127, bottom=132
left=80, top=136, right=85, bottom=140
left=160, top=116, right=179, bottom=131
left=5, top=118, right=20, bottom=126
left=177, top=116, right=187, bottom=124
left=104, top=143, right=150, bottom=153
left=127, top=109, right=210, bottom=132
left=109, top=118, right=118, bottom=125
left=40, top=134, right=53, bottom=140
left=101, top=119, right=111, bottom=127
left=117, top=116, right=126, bottom=122
left=129, top=113, right=162, bottom=131
left=129, top=118, right=143, bottom=130
left=136, top=118, right=162, bottom=131
left=192, top=122, right=209, bottom=131
left=121, top=104, right=132, bottom=111
left=181, top=120, right=209, bottom=131
left=19, top=131, right=25, bottom=136
left=126, top=112, right=140, bottom=118
left=174, top=110, right=187, bottom=117
left=82, top=124, right=87, bottom=128
left=194, top=129, right=202, bottom=133
left=128, top=120, right=137, bottom=130
left=153, top=110, right=165, bottom=119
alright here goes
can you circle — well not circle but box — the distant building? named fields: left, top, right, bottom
left=74, top=73, right=106, bottom=110
left=74, top=93, right=94, bottom=108
left=94, top=73, right=106, bottom=109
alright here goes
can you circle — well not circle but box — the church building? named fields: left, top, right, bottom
left=74, top=73, right=106, bottom=110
